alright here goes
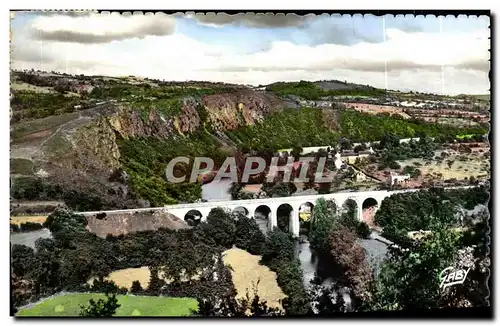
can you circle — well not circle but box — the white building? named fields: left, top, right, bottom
left=389, top=172, right=411, bottom=186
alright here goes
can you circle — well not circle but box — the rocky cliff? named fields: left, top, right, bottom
left=11, top=88, right=289, bottom=210
left=103, top=90, right=285, bottom=139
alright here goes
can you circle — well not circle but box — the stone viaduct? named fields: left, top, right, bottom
left=160, top=189, right=420, bottom=237
left=79, top=186, right=472, bottom=237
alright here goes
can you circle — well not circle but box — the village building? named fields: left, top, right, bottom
left=389, top=172, right=411, bottom=186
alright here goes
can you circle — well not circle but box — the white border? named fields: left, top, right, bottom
left=2, top=1, right=497, bottom=325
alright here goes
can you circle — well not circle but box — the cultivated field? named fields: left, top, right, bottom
left=16, top=293, right=198, bottom=317
left=222, top=247, right=286, bottom=310
left=342, top=102, right=411, bottom=119
left=88, top=266, right=201, bottom=290
left=10, top=215, right=48, bottom=225
left=398, top=152, right=490, bottom=181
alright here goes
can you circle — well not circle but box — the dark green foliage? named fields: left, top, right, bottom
left=10, top=176, right=60, bottom=201
left=234, top=216, right=266, bottom=255
left=19, top=222, right=44, bottom=232
left=194, top=289, right=283, bottom=317
left=88, top=82, right=235, bottom=102
left=310, top=283, right=347, bottom=314
left=403, top=165, right=422, bottom=178
left=369, top=227, right=461, bottom=311
left=375, top=187, right=489, bottom=243
left=147, top=267, right=165, bottom=294
left=261, top=182, right=297, bottom=198
left=79, top=293, right=121, bottom=317
left=356, top=222, right=371, bottom=239
left=378, top=133, right=439, bottom=170
left=258, top=228, right=309, bottom=315
left=11, top=91, right=82, bottom=121
left=339, top=201, right=359, bottom=231
left=309, top=198, right=335, bottom=253
left=9, top=176, right=105, bottom=211
left=261, top=229, right=294, bottom=264
left=118, top=132, right=228, bottom=206
left=340, top=110, right=487, bottom=143
left=130, top=280, right=143, bottom=294
left=43, top=209, right=88, bottom=247
left=267, top=80, right=386, bottom=100
left=274, top=260, right=310, bottom=315
left=10, top=222, right=43, bottom=233
left=11, top=244, right=36, bottom=277
left=226, top=108, right=486, bottom=157
left=227, top=108, right=339, bottom=151
left=88, top=278, right=126, bottom=295
left=201, top=208, right=236, bottom=249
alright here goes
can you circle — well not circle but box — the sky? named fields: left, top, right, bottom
left=10, top=11, right=490, bottom=95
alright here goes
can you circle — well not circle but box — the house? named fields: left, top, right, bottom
left=389, top=172, right=410, bottom=186
left=334, top=153, right=346, bottom=170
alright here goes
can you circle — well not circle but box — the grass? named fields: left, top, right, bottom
left=17, top=293, right=198, bottom=317
left=11, top=112, right=79, bottom=142
left=10, top=158, right=34, bottom=175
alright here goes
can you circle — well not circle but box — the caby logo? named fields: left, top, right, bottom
left=439, top=266, right=471, bottom=291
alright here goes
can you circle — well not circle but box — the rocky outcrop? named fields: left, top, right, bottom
left=204, top=90, right=284, bottom=131
left=99, top=90, right=285, bottom=140
left=73, top=118, right=122, bottom=169
left=86, top=209, right=190, bottom=238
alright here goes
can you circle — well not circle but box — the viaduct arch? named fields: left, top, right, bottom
left=79, top=187, right=474, bottom=238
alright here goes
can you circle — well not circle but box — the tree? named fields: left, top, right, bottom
left=380, top=133, right=400, bottom=150
left=130, top=280, right=143, bottom=294
left=11, top=244, right=36, bottom=277
left=261, top=229, right=294, bottom=264
left=234, top=216, right=266, bottom=255
left=329, top=227, right=373, bottom=305
left=147, top=266, right=164, bottom=294
left=202, top=208, right=236, bottom=249
left=369, top=226, right=461, bottom=311
left=339, top=138, right=352, bottom=151
left=195, top=289, right=283, bottom=317
left=403, top=165, right=421, bottom=178
left=79, top=293, right=121, bottom=317
left=310, top=282, right=348, bottom=314
left=309, top=198, right=335, bottom=254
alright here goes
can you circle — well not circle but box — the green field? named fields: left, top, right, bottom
left=17, top=293, right=198, bottom=317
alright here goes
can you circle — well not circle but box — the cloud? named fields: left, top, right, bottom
left=29, top=12, right=176, bottom=43
left=10, top=15, right=490, bottom=95
left=188, top=12, right=312, bottom=28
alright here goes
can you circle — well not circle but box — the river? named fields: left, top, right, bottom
left=10, top=228, right=52, bottom=250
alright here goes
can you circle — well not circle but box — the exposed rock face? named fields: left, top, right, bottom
left=204, top=90, right=284, bottom=131
left=97, top=90, right=284, bottom=141
left=73, top=118, right=122, bottom=169
left=86, top=209, right=190, bottom=238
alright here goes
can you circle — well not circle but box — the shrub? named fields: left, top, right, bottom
left=234, top=216, right=266, bottom=255
left=130, top=280, right=143, bottom=294
left=356, top=222, right=371, bottom=239
left=261, top=229, right=294, bottom=264
left=19, top=222, right=44, bottom=232
left=202, top=208, right=236, bottom=249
